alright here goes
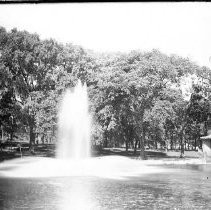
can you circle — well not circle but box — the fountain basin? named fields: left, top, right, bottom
left=0, top=157, right=211, bottom=210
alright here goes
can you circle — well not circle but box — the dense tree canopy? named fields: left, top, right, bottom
left=0, top=26, right=211, bottom=157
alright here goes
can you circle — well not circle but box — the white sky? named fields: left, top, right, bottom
left=0, top=2, right=211, bottom=68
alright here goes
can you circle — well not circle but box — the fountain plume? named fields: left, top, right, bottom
left=56, top=80, right=91, bottom=159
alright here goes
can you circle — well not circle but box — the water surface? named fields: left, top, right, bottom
left=0, top=163, right=211, bottom=210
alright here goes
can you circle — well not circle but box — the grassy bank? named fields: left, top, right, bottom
left=0, top=144, right=201, bottom=162
left=0, top=144, right=56, bottom=162
left=93, top=148, right=201, bottom=159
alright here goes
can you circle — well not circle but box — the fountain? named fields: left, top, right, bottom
left=56, top=80, right=91, bottom=159
left=0, top=80, right=168, bottom=179
left=0, top=81, right=211, bottom=210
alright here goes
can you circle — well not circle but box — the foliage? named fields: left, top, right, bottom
left=0, top=26, right=211, bottom=158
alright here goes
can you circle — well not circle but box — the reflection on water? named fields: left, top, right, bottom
left=0, top=164, right=211, bottom=210
left=57, top=178, right=98, bottom=210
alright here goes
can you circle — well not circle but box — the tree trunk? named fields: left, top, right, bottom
left=147, top=137, right=150, bottom=149
left=165, top=141, right=168, bottom=153
left=170, top=132, right=173, bottom=150
left=164, top=136, right=168, bottom=153
left=1, top=126, right=3, bottom=142
left=139, top=124, right=147, bottom=160
left=180, top=140, right=185, bottom=157
left=194, top=137, right=197, bottom=150
left=29, top=125, right=35, bottom=152
left=103, top=131, right=108, bottom=148
left=134, top=138, right=139, bottom=155
left=131, top=140, right=134, bottom=149
left=124, top=127, right=130, bottom=152
left=155, top=140, right=158, bottom=149
left=10, top=131, right=13, bottom=141
left=27, top=111, right=36, bottom=153
left=140, top=138, right=146, bottom=159
left=41, top=135, right=45, bottom=144
left=185, top=140, right=187, bottom=151
left=180, top=126, right=185, bottom=158
left=125, top=138, right=128, bottom=152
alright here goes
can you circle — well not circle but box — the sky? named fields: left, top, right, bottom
left=0, top=2, right=211, bottom=68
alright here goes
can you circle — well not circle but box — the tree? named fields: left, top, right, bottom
left=186, top=84, right=210, bottom=150
left=0, top=27, right=64, bottom=149
left=1, top=25, right=210, bottom=159
left=92, top=50, right=190, bottom=158
left=0, top=90, right=22, bottom=141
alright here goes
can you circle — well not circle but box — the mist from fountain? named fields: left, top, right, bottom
left=56, top=80, right=91, bottom=159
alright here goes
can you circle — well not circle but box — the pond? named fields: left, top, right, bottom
left=0, top=158, right=211, bottom=210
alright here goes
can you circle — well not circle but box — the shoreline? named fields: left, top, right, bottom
left=0, top=144, right=207, bottom=163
